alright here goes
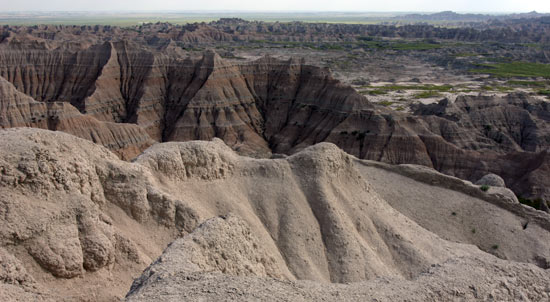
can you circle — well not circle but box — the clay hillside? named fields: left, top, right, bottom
left=1, top=128, right=549, bottom=301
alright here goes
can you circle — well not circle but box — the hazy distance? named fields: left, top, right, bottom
left=2, top=0, right=550, bottom=13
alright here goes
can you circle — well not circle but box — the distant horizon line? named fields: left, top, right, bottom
left=1, top=10, right=548, bottom=14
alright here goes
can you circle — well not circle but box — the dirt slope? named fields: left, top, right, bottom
left=1, top=128, right=549, bottom=301
left=126, top=215, right=550, bottom=302
left=356, top=160, right=550, bottom=268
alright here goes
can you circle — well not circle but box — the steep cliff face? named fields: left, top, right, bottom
left=1, top=40, right=549, bottom=199
left=409, top=95, right=550, bottom=199
left=0, top=42, right=374, bottom=157
left=158, top=51, right=270, bottom=155
left=0, top=76, right=153, bottom=160
left=414, top=94, right=550, bottom=153
left=0, top=42, right=111, bottom=110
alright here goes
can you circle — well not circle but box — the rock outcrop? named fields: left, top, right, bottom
left=2, top=18, right=550, bottom=44
left=1, top=128, right=550, bottom=301
left=476, top=173, right=506, bottom=187
left=0, top=76, right=154, bottom=159
left=1, top=37, right=549, bottom=200
left=0, top=41, right=371, bottom=158
left=126, top=216, right=550, bottom=302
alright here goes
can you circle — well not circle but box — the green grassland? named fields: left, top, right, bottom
left=414, top=91, right=443, bottom=98
left=2, top=11, right=498, bottom=26
left=1, top=12, right=515, bottom=27
left=0, top=15, right=217, bottom=26
left=390, top=41, right=443, bottom=50
left=480, top=85, right=514, bottom=92
left=0, top=12, right=397, bottom=26
left=453, top=52, right=479, bottom=57
left=471, top=62, right=550, bottom=78
left=236, top=39, right=452, bottom=53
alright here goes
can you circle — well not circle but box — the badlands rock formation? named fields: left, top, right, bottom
left=0, top=76, right=153, bottom=159
left=0, top=37, right=549, bottom=200
left=2, top=18, right=550, bottom=44
left=0, top=41, right=369, bottom=157
left=0, top=128, right=549, bottom=301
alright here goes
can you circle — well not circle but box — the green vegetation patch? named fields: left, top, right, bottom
left=249, top=40, right=354, bottom=51
left=377, top=101, right=395, bottom=106
left=364, top=89, right=387, bottom=96
left=471, top=62, right=550, bottom=78
left=390, top=41, right=443, bottom=51
left=356, top=39, right=443, bottom=51
left=523, top=43, right=543, bottom=49
left=414, top=91, right=442, bottom=99
left=453, top=52, right=478, bottom=58
left=480, top=85, right=514, bottom=92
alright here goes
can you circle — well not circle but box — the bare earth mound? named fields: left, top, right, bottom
left=0, top=128, right=549, bottom=301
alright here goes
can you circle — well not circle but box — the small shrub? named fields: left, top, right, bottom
left=451, top=212, right=457, bottom=216
left=480, top=185, right=490, bottom=192
left=340, top=131, right=348, bottom=135
left=471, top=228, right=476, bottom=234
left=492, top=244, right=499, bottom=249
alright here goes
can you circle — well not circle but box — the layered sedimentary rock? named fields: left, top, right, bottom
left=0, top=38, right=549, bottom=199
left=0, top=41, right=372, bottom=157
left=413, top=93, right=550, bottom=153
left=409, top=94, right=550, bottom=200
left=0, top=76, right=153, bottom=159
